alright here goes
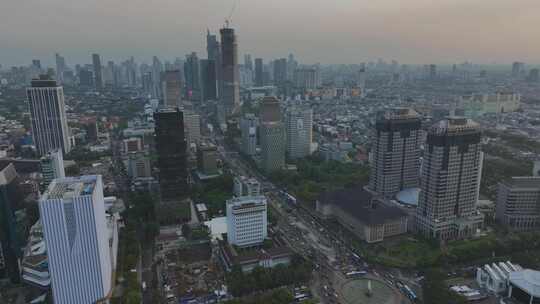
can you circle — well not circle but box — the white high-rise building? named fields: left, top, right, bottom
left=240, top=114, right=258, bottom=156
left=415, top=117, right=484, bottom=241
left=369, top=108, right=421, bottom=197
left=39, top=175, right=112, bottom=304
left=27, top=77, right=71, bottom=156
left=226, top=196, right=267, bottom=247
left=285, top=106, right=313, bottom=159
left=40, top=149, right=65, bottom=190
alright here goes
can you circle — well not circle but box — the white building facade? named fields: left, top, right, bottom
left=226, top=196, right=267, bottom=247
left=39, top=175, right=112, bottom=304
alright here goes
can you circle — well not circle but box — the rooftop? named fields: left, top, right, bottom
left=501, top=176, right=540, bottom=189
left=43, top=175, right=98, bottom=200
left=431, top=117, right=480, bottom=135
left=509, top=269, right=540, bottom=298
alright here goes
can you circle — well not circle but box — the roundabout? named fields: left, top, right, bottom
left=340, top=278, right=400, bottom=304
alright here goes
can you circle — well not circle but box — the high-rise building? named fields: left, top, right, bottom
left=244, top=54, right=253, bottom=70
left=294, top=67, right=320, bottom=90
left=254, top=58, right=264, bottom=87
left=197, top=143, right=219, bottom=176
left=183, top=112, right=201, bottom=146
left=234, top=176, right=261, bottom=197
left=162, top=70, right=183, bottom=107
left=416, top=117, right=484, bottom=241
left=496, top=177, right=540, bottom=232
left=39, top=175, right=113, bottom=304
left=260, top=96, right=281, bottom=123
left=357, top=68, right=367, bottom=97
left=184, top=52, right=201, bottom=101
left=226, top=196, right=267, bottom=247
left=273, top=58, right=287, bottom=85
left=0, top=163, right=24, bottom=283
left=285, top=106, right=313, bottom=159
left=219, top=27, right=240, bottom=116
left=27, top=76, right=71, bottom=156
left=152, top=56, right=163, bottom=98
left=528, top=68, right=540, bottom=83
left=429, top=64, right=437, bottom=79
left=40, top=149, right=65, bottom=190
left=207, top=30, right=222, bottom=98
left=260, top=98, right=285, bottom=172
left=512, top=62, right=525, bottom=77
left=55, top=53, right=66, bottom=84
left=200, top=59, right=217, bottom=101
left=78, top=69, right=93, bottom=87
left=240, top=113, right=258, bottom=156
left=92, top=53, right=103, bottom=91
left=369, top=108, right=421, bottom=197
left=154, top=108, right=188, bottom=201
left=126, top=152, right=152, bottom=179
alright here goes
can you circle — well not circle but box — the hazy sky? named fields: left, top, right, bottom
left=2, top=0, right=540, bottom=67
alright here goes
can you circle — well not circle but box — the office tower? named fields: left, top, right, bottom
left=416, top=117, right=484, bottom=241
left=152, top=56, right=163, bottom=98
left=39, top=175, right=113, bottom=304
left=183, top=112, right=201, bottom=146
left=226, top=196, right=267, bottom=247
left=512, top=62, right=525, bottom=77
left=200, top=59, right=217, bottom=101
left=496, top=177, right=540, bottom=232
left=197, top=143, right=219, bottom=176
left=239, top=65, right=254, bottom=87
left=162, top=70, right=183, bottom=107
left=207, top=30, right=222, bottom=98
left=273, top=58, right=287, bottom=85
left=294, top=67, right=320, bottom=90
left=240, top=113, right=258, bottom=156
left=206, top=30, right=219, bottom=60
left=55, top=53, right=66, bottom=84
left=254, top=58, right=264, bottom=87
left=285, top=106, right=313, bottom=159
left=92, top=54, right=103, bottom=91
left=260, top=97, right=284, bottom=172
left=219, top=27, right=240, bottom=116
left=0, top=163, right=24, bottom=283
left=40, top=149, right=65, bottom=190
left=27, top=76, right=71, bottom=156
left=78, top=69, right=93, bottom=87
left=260, top=96, right=281, bottom=123
left=244, top=54, right=253, bottom=70
left=154, top=108, right=188, bottom=201
left=429, top=64, right=437, bottom=79
left=369, top=108, right=421, bottom=197
left=234, top=176, right=261, bottom=197
left=184, top=52, right=201, bottom=100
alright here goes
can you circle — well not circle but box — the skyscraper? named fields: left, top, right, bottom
left=416, top=117, right=484, bottom=241
left=200, top=59, right=217, bottom=101
left=92, top=53, right=103, bottom=91
left=40, top=149, right=65, bottom=190
left=294, top=67, right=320, bottom=90
left=369, top=108, right=421, bottom=197
left=184, top=52, right=201, bottom=101
left=285, top=106, right=313, bottom=159
left=357, top=67, right=367, bottom=97
left=260, top=97, right=285, bottom=172
left=273, top=58, right=287, bottom=85
left=244, top=54, right=253, bottom=70
left=55, top=53, right=66, bottom=84
left=154, top=108, right=188, bottom=201
left=162, top=70, right=182, bottom=107
left=152, top=56, right=163, bottom=98
left=207, top=30, right=222, bottom=98
left=240, top=113, right=258, bottom=156
left=183, top=111, right=201, bottom=146
left=27, top=76, right=71, bottom=156
left=254, top=58, right=264, bottom=87
left=39, top=175, right=113, bottom=304
left=219, top=27, right=240, bottom=116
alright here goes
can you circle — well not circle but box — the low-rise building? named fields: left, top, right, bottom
left=476, top=261, right=522, bottom=294
left=496, top=177, right=540, bottom=232
left=233, top=176, right=260, bottom=197
left=219, top=241, right=293, bottom=272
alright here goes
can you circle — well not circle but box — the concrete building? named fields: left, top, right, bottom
left=197, top=143, right=219, bottom=176
left=254, top=58, right=264, bottom=87
left=27, top=76, right=71, bottom=156
left=316, top=187, right=408, bottom=243
left=184, top=52, right=201, bottom=101
left=459, top=92, right=521, bottom=117
left=39, top=175, right=115, bottom=304
left=496, top=177, right=540, bottom=232
left=219, top=27, right=240, bottom=116
left=369, top=108, right=421, bottom=197
left=154, top=108, right=188, bottom=201
left=240, top=113, right=258, bottom=156
left=40, top=149, right=65, bottom=190
left=21, top=221, right=50, bottom=288
left=293, top=67, right=320, bottom=90
left=356, top=68, right=367, bottom=97
left=200, top=59, right=217, bottom=101
left=125, top=152, right=152, bottom=179
left=92, top=53, right=103, bottom=91
left=183, top=111, right=201, bottom=147
left=234, top=176, right=260, bottom=197
left=260, top=121, right=285, bottom=173
left=416, top=117, right=484, bottom=241
left=285, top=106, right=313, bottom=159
left=226, top=196, right=268, bottom=247
left=162, top=70, right=183, bottom=107
left=122, top=137, right=143, bottom=154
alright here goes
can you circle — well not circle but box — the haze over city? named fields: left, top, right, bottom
left=3, top=0, right=540, bottom=66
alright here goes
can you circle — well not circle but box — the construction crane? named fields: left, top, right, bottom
left=224, top=0, right=237, bottom=28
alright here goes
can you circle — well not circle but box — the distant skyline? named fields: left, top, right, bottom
left=2, top=0, right=540, bottom=67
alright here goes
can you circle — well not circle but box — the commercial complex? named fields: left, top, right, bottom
left=226, top=196, right=268, bottom=247
left=26, top=76, right=71, bottom=156
left=415, top=117, right=484, bottom=241
left=39, top=175, right=116, bottom=304
left=369, top=108, right=421, bottom=197
left=496, top=177, right=540, bottom=232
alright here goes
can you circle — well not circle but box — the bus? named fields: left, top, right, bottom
left=345, top=270, right=367, bottom=278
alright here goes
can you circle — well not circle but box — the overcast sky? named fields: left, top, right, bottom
left=2, top=0, right=539, bottom=67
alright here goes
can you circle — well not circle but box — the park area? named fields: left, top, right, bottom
left=340, top=279, right=399, bottom=304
